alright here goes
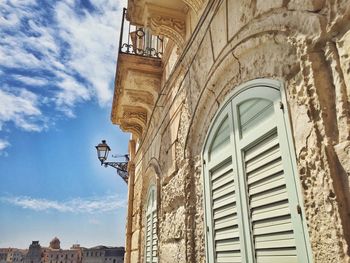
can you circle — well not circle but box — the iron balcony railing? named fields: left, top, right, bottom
left=118, top=8, right=164, bottom=58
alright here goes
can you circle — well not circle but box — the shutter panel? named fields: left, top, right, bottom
left=152, top=211, right=158, bottom=263
left=210, top=159, right=242, bottom=263
left=145, top=188, right=157, bottom=263
left=203, top=82, right=311, bottom=263
left=145, top=213, right=152, bottom=263
left=204, top=109, right=244, bottom=263
left=244, top=131, right=298, bottom=263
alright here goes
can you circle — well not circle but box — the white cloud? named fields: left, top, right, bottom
left=1, top=194, right=126, bottom=213
left=0, top=0, right=127, bottom=150
left=13, top=75, right=49, bottom=86
left=54, top=0, right=125, bottom=106
left=0, top=0, right=126, bottom=119
left=0, top=139, right=10, bottom=151
left=0, top=89, right=46, bottom=132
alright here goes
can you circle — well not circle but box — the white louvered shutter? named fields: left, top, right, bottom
left=145, top=187, right=158, bottom=263
left=203, top=105, right=246, bottom=263
left=203, top=83, right=311, bottom=263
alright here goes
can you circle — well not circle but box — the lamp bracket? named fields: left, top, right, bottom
left=103, top=161, right=129, bottom=183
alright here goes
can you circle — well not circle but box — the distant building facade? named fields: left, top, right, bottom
left=24, top=241, right=42, bottom=263
left=0, top=239, right=123, bottom=263
left=42, top=238, right=81, bottom=263
left=82, top=246, right=124, bottom=263
left=0, top=248, right=26, bottom=263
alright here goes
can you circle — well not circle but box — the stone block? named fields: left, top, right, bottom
left=256, top=0, right=283, bottom=15
left=158, top=240, right=186, bottom=263
left=210, top=1, right=227, bottom=59
left=162, top=171, right=186, bottom=212
left=129, top=250, right=138, bottom=263
left=227, top=0, right=253, bottom=40
left=190, top=31, right=214, bottom=89
left=160, top=206, right=186, bottom=242
left=288, top=0, right=325, bottom=11
left=131, top=230, right=140, bottom=250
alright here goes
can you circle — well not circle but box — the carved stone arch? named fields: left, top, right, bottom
left=182, top=0, right=204, bottom=14
left=184, top=32, right=297, bottom=157
left=145, top=157, right=163, bottom=179
left=140, top=160, right=161, bottom=218
left=145, top=4, right=186, bottom=49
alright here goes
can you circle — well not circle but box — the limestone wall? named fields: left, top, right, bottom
left=127, top=0, right=350, bottom=262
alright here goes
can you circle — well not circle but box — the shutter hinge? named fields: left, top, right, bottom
left=203, top=159, right=206, bottom=165
left=297, top=204, right=302, bottom=215
left=207, top=226, right=210, bottom=232
left=279, top=101, right=284, bottom=111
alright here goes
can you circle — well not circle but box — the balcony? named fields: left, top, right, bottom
left=111, top=8, right=163, bottom=141
left=119, top=8, right=164, bottom=58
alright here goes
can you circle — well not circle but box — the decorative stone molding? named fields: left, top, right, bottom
left=148, top=15, right=186, bottom=48
left=120, top=120, right=144, bottom=139
left=122, top=106, right=148, bottom=130
left=145, top=4, right=186, bottom=48
left=112, top=53, right=162, bottom=140
left=182, top=0, right=203, bottom=13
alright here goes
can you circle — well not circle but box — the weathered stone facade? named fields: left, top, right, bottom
left=112, top=0, right=350, bottom=262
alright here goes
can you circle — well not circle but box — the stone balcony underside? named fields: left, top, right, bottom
left=126, top=0, right=205, bottom=49
left=111, top=53, right=162, bottom=140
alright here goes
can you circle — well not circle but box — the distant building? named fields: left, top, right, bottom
left=24, top=241, right=42, bottom=263
left=42, top=238, right=81, bottom=263
left=7, top=249, right=26, bottom=263
left=82, top=246, right=124, bottom=263
left=0, top=249, right=8, bottom=263
left=0, top=240, right=123, bottom=263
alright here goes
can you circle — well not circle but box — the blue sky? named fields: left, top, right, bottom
left=0, top=0, right=129, bottom=249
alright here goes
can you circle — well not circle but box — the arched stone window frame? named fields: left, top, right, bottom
left=201, top=79, right=313, bottom=263
left=144, top=184, right=158, bottom=263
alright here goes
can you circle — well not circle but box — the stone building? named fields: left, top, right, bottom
left=111, top=0, right=350, bottom=262
left=6, top=249, right=26, bottom=263
left=24, top=241, right=42, bottom=263
left=81, top=246, right=124, bottom=263
left=42, top=238, right=81, bottom=263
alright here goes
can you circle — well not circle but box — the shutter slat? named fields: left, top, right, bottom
left=216, top=252, right=241, bottom=263
left=249, top=172, right=285, bottom=195
left=213, top=192, right=236, bottom=210
left=212, top=170, right=234, bottom=190
left=213, top=204, right=237, bottom=220
left=215, top=227, right=239, bottom=240
left=256, top=255, right=298, bottom=263
left=246, top=146, right=280, bottom=173
left=250, top=186, right=288, bottom=208
left=216, top=239, right=241, bottom=251
left=245, top=133, right=279, bottom=162
left=214, top=214, right=238, bottom=230
left=247, top=159, right=283, bottom=185
left=212, top=181, right=235, bottom=200
left=211, top=161, right=233, bottom=181
left=251, top=201, right=290, bottom=221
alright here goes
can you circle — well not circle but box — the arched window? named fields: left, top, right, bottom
left=145, top=185, right=158, bottom=263
left=202, top=80, right=312, bottom=263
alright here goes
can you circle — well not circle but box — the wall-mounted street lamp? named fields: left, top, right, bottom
left=95, top=140, right=129, bottom=183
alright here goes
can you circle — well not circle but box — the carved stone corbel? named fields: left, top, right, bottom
left=122, top=106, right=148, bottom=130
left=120, top=120, right=143, bottom=139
